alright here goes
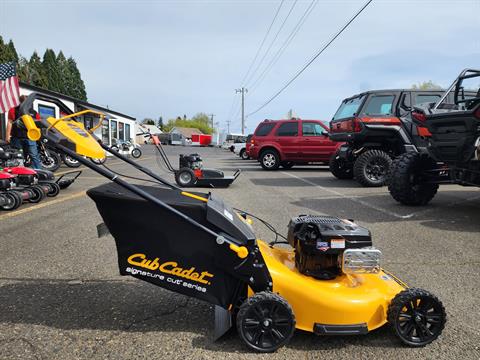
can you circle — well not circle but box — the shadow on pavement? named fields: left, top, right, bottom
left=290, top=191, right=480, bottom=232
left=0, top=278, right=405, bottom=351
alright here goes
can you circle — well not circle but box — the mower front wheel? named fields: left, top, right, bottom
left=46, top=182, right=61, bottom=197
left=0, top=192, right=22, bottom=211
left=175, top=168, right=196, bottom=187
left=388, top=288, right=446, bottom=347
left=28, top=185, right=46, bottom=203
left=237, top=291, right=295, bottom=353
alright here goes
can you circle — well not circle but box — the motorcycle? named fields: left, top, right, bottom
left=24, top=138, right=61, bottom=171
left=111, top=139, right=142, bottom=158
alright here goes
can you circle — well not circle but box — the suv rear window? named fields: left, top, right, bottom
left=333, top=95, right=365, bottom=120
left=255, top=123, right=275, bottom=136
left=276, top=122, right=298, bottom=136
left=363, top=95, right=395, bottom=115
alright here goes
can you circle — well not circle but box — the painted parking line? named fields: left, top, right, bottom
left=281, top=171, right=414, bottom=219
left=0, top=190, right=86, bottom=220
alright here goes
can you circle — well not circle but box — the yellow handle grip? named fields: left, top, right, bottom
left=229, top=244, right=249, bottom=259
left=21, top=115, right=41, bottom=141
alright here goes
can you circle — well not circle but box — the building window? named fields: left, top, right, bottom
left=125, top=123, right=131, bottom=141
left=119, top=122, right=125, bottom=141
left=102, top=119, right=109, bottom=144
left=84, top=115, right=94, bottom=130
left=111, top=120, right=118, bottom=141
left=38, top=104, right=56, bottom=118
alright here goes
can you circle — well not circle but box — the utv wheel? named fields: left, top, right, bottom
left=46, top=182, right=61, bottom=197
left=240, top=149, right=249, bottom=160
left=0, top=192, right=21, bottom=211
left=329, top=151, right=353, bottom=179
left=131, top=148, right=142, bottom=158
left=353, top=150, right=392, bottom=187
left=281, top=162, right=294, bottom=169
left=237, top=291, right=295, bottom=353
left=28, top=185, right=46, bottom=203
left=388, top=152, right=439, bottom=206
left=388, top=288, right=446, bottom=347
left=175, top=168, right=196, bottom=187
left=62, top=154, right=81, bottom=168
left=260, top=150, right=280, bottom=170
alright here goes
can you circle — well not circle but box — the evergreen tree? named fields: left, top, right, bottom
left=0, top=36, right=6, bottom=63
left=56, top=51, right=69, bottom=94
left=158, top=116, right=164, bottom=130
left=29, top=51, right=48, bottom=88
left=7, top=40, right=19, bottom=62
left=66, top=57, right=87, bottom=100
left=17, top=55, right=32, bottom=83
left=42, top=48, right=61, bottom=92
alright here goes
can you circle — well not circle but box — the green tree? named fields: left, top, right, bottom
left=163, top=112, right=213, bottom=134
left=56, top=51, right=69, bottom=94
left=157, top=116, right=164, bottom=130
left=142, top=118, right=155, bottom=125
left=411, top=81, right=442, bottom=90
left=17, top=55, right=32, bottom=83
left=66, top=57, right=87, bottom=100
left=42, top=48, right=61, bottom=92
left=29, top=51, right=48, bottom=88
left=7, top=40, right=18, bottom=62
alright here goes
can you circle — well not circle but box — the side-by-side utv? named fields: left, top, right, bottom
left=389, top=69, right=480, bottom=205
left=14, top=92, right=446, bottom=352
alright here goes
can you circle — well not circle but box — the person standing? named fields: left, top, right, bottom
left=5, top=95, right=42, bottom=169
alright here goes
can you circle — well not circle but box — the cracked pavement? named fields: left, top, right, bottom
left=1, top=145, right=479, bottom=359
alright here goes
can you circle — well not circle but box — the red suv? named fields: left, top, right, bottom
left=250, top=119, right=342, bottom=170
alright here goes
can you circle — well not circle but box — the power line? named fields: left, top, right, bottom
left=239, top=0, right=285, bottom=87
left=248, top=0, right=319, bottom=94
left=244, top=0, right=299, bottom=87
left=247, top=0, right=374, bottom=117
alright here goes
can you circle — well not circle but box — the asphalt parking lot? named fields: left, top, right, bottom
left=1, top=145, right=479, bottom=360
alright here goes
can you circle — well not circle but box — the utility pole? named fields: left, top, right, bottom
left=208, top=114, right=215, bottom=130
left=235, top=87, right=247, bottom=135
left=226, top=120, right=231, bottom=133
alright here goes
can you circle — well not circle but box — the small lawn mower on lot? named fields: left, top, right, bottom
left=16, top=92, right=446, bottom=352
left=389, top=68, right=480, bottom=205
left=139, top=131, right=240, bottom=188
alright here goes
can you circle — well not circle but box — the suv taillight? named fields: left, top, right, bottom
left=412, top=111, right=426, bottom=122
left=353, top=118, right=362, bottom=132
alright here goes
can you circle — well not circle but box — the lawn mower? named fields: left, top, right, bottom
left=16, top=92, right=446, bottom=352
left=0, top=171, right=23, bottom=210
left=389, top=68, right=480, bottom=205
left=140, top=131, right=240, bottom=187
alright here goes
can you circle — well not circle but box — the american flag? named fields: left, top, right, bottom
left=0, top=62, right=20, bottom=114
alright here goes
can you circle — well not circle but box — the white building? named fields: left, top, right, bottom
left=0, top=82, right=136, bottom=146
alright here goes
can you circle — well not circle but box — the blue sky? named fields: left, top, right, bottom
left=1, top=0, right=479, bottom=133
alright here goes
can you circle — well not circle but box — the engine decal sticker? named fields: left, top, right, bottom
left=331, top=239, right=345, bottom=249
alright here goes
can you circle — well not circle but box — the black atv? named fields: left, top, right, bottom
left=389, top=69, right=480, bottom=205
left=329, top=89, right=451, bottom=187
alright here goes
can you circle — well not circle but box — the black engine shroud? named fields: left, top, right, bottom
left=287, top=215, right=372, bottom=280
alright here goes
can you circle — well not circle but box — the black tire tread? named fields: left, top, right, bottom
left=387, top=287, right=446, bottom=347
left=329, top=150, right=354, bottom=179
left=388, top=152, right=439, bottom=206
left=353, top=149, right=392, bottom=187
left=236, top=291, right=295, bottom=353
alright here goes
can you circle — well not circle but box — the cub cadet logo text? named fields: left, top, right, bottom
left=127, top=253, right=214, bottom=285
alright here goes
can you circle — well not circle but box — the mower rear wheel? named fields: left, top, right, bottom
left=237, top=291, right=295, bottom=353
left=388, top=288, right=446, bottom=347
left=329, top=151, right=353, bottom=179
left=354, top=150, right=392, bottom=186
left=28, top=185, right=46, bottom=203
left=388, top=152, right=439, bottom=206
left=175, top=168, right=196, bottom=187
left=46, top=182, right=61, bottom=197
left=0, top=192, right=21, bottom=211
